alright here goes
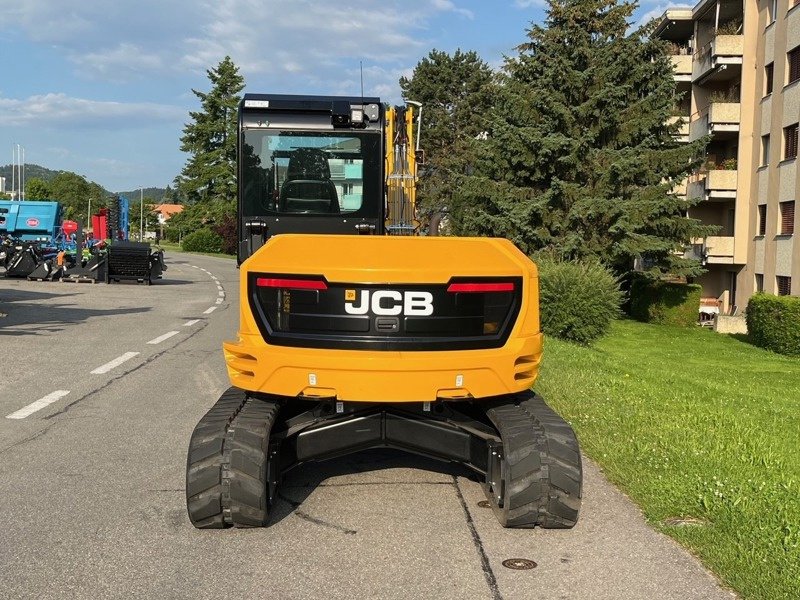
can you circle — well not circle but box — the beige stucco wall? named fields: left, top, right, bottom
left=779, top=160, right=797, bottom=201
left=764, top=22, right=775, bottom=63
left=782, top=83, right=800, bottom=126
left=776, top=237, right=794, bottom=275
left=761, top=96, right=772, bottom=133
left=788, top=6, right=800, bottom=52
left=755, top=237, right=765, bottom=271
left=758, top=167, right=770, bottom=200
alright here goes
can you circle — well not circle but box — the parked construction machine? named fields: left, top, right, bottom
left=186, top=94, right=582, bottom=529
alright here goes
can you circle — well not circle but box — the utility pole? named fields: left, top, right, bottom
left=21, top=147, right=25, bottom=200
left=11, top=145, right=15, bottom=199
left=140, top=186, right=144, bottom=241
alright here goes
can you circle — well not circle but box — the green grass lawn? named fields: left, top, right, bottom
left=536, top=320, right=800, bottom=600
left=158, top=241, right=236, bottom=260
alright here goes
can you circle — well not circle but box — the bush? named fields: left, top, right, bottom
left=181, top=228, right=223, bottom=253
left=534, top=257, right=623, bottom=345
left=746, top=293, right=800, bottom=356
left=629, top=278, right=701, bottom=327
left=211, top=214, right=238, bottom=255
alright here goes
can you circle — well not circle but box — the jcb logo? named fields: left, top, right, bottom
left=344, top=290, right=433, bottom=316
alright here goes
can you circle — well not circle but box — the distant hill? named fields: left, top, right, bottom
left=117, top=187, right=168, bottom=202
left=0, top=164, right=166, bottom=199
left=0, top=163, right=62, bottom=184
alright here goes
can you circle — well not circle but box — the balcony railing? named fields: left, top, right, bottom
left=693, top=35, right=744, bottom=81
left=668, top=115, right=690, bottom=142
left=689, top=236, right=735, bottom=264
left=687, top=169, right=737, bottom=200
left=689, top=102, right=740, bottom=141
left=671, top=55, right=692, bottom=80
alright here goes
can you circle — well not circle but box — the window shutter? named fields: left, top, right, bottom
left=790, top=48, right=800, bottom=84
left=780, top=201, right=795, bottom=235
left=777, top=276, right=792, bottom=296
left=758, top=204, right=767, bottom=236
left=785, top=124, right=799, bottom=159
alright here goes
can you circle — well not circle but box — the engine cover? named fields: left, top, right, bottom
left=224, top=235, right=542, bottom=402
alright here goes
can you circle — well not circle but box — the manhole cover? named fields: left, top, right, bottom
left=477, top=500, right=491, bottom=508
left=502, top=558, right=537, bottom=570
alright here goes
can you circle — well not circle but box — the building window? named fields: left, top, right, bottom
left=790, top=47, right=800, bottom=85
left=785, top=124, right=799, bottom=159
left=342, top=183, right=354, bottom=195
left=770, top=0, right=778, bottom=22
left=780, top=201, right=795, bottom=234
left=758, top=204, right=767, bottom=236
left=777, top=276, right=792, bottom=296
left=755, top=274, right=764, bottom=292
left=762, top=134, right=770, bottom=165
left=765, top=63, right=774, bottom=95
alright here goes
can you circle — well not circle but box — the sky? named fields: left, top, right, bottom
left=0, top=0, right=676, bottom=193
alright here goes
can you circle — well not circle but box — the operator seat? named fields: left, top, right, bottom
left=279, top=148, right=339, bottom=213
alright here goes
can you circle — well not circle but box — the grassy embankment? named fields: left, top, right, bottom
left=536, top=320, right=800, bottom=600
left=158, top=241, right=236, bottom=260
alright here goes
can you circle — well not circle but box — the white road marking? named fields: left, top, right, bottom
left=91, top=352, right=140, bottom=375
left=183, top=319, right=200, bottom=327
left=203, top=306, right=217, bottom=314
left=215, top=298, right=223, bottom=304
left=218, top=291, right=225, bottom=297
left=147, top=331, right=180, bottom=345
left=6, top=390, right=71, bottom=420
left=191, top=265, right=199, bottom=269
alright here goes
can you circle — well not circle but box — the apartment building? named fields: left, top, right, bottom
left=655, top=0, right=800, bottom=311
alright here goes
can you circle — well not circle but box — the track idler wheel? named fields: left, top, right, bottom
left=185, top=387, right=280, bottom=528
left=484, top=391, right=582, bottom=528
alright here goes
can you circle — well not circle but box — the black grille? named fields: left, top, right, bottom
left=248, top=274, right=523, bottom=351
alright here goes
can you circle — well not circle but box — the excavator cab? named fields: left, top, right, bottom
left=237, top=94, right=385, bottom=262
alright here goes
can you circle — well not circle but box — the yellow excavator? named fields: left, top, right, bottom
left=185, top=94, right=582, bottom=528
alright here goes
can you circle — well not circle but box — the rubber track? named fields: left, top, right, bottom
left=227, top=396, right=280, bottom=527
left=185, top=387, right=279, bottom=528
left=486, top=392, right=582, bottom=528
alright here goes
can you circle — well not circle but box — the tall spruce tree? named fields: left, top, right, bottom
left=399, top=49, right=495, bottom=222
left=452, top=0, right=713, bottom=277
left=179, top=56, right=244, bottom=204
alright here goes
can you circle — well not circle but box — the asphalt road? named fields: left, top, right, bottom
left=0, top=253, right=737, bottom=600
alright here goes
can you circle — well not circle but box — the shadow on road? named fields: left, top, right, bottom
left=270, top=448, right=479, bottom=529
left=0, top=288, right=152, bottom=336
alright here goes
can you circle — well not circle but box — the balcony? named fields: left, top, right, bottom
left=693, top=35, right=743, bottom=83
left=689, top=236, right=735, bottom=264
left=689, top=102, right=740, bottom=141
left=668, top=115, right=690, bottom=142
left=687, top=169, right=737, bottom=201
left=671, top=55, right=692, bottom=82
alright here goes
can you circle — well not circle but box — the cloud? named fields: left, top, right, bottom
left=514, top=0, right=548, bottom=8
left=0, top=0, right=471, bottom=89
left=0, top=93, right=185, bottom=128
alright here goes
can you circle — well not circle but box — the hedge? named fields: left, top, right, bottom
left=181, top=228, right=223, bottom=253
left=534, top=256, right=623, bottom=345
left=629, top=279, right=702, bottom=327
left=745, top=293, right=800, bottom=356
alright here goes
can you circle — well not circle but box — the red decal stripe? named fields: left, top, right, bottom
left=447, top=282, right=514, bottom=293
left=256, top=277, right=328, bottom=290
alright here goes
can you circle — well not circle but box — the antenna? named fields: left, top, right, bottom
left=359, top=61, right=364, bottom=104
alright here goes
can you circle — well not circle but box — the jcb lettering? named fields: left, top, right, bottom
left=344, top=290, right=434, bottom=316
